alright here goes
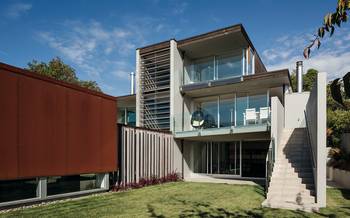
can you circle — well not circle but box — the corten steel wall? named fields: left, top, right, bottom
left=0, top=63, right=117, bottom=180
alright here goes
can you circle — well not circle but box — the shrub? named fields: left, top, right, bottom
left=111, top=172, right=181, bottom=192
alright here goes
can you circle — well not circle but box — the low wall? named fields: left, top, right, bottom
left=284, top=92, right=310, bottom=129
left=341, top=133, right=350, bottom=153
left=305, top=72, right=327, bottom=207
left=120, top=125, right=175, bottom=184
left=328, top=167, right=350, bottom=189
left=270, top=97, right=284, bottom=159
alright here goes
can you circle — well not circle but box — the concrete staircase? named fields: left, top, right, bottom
left=262, top=128, right=318, bottom=212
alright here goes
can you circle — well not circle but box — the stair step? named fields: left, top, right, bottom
left=268, top=187, right=315, bottom=196
left=272, top=171, right=313, bottom=178
left=262, top=200, right=318, bottom=212
left=269, top=181, right=314, bottom=189
left=273, top=167, right=313, bottom=173
left=267, top=195, right=315, bottom=204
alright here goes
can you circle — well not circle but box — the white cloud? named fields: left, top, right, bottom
left=262, top=28, right=350, bottom=80
left=5, top=3, right=32, bottom=19
left=172, top=2, right=188, bottom=15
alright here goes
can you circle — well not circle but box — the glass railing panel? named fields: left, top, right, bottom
left=183, top=52, right=243, bottom=85
left=219, top=95, right=235, bottom=127
left=173, top=93, right=270, bottom=133
left=216, top=53, right=242, bottom=79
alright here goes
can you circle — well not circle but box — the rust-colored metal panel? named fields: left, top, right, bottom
left=0, top=70, right=19, bottom=180
left=18, top=76, right=67, bottom=178
left=0, top=62, right=117, bottom=180
left=66, top=90, right=102, bottom=174
left=100, top=100, right=118, bottom=171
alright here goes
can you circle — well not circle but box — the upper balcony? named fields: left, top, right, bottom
left=176, top=24, right=267, bottom=97
left=183, top=48, right=253, bottom=85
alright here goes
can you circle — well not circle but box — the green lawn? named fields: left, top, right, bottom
left=1, top=182, right=350, bottom=217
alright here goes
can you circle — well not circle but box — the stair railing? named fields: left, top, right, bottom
left=265, top=137, right=275, bottom=194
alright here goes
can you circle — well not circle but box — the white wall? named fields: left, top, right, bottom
left=305, top=72, right=327, bottom=207
left=270, top=97, right=285, bottom=160
left=170, top=40, right=184, bottom=132
left=135, top=49, right=141, bottom=127
left=284, top=92, right=310, bottom=129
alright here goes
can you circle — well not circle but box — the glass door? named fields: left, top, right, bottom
left=192, top=141, right=241, bottom=176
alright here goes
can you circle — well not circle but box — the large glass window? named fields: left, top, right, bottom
left=47, top=174, right=100, bottom=196
left=0, top=179, right=39, bottom=203
left=185, top=50, right=243, bottom=84
left=193, top=142, right=241, bottom=176
left=248, top=94, right=268, bottom=111
left=193, top=143, right=207, bottom=174
left=216, top=54, right=242, bottom=79
left=200, top=100, right=218, bottom=128
left=219, top=95, right=235, bottom=127
left=236, top=94, right=248, bottom=126
left=191, top=57, right=214, bottom=83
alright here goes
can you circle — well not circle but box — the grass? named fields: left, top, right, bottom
left=1, top=182, right=350, bottom=217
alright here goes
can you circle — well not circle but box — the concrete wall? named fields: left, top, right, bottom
left=305, top=72, right=327, bottom=207
left=170, top=40, right=185, bottom=132
left=270, top=97, right=285, bottom=160
left=284, top=92, right=310, bottom=129
left=135, top=49, right=141, bottom=127
left=341, top=133, right=350, bottom=153
left=327, top=167, right=350, bottom=189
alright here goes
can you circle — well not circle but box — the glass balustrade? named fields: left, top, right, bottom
left=183, top=51, right=246, bottom=85
left=173, top=92, right=270, bottom=133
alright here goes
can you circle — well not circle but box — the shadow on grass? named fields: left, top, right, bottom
left=340, top=188, right=350, bottom=200
left=147, top=204, right=165, bottom=218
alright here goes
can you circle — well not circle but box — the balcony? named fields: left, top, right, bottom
left=174, top=91, right=270, bottom=139
left=182, top=48, right=254, bottom=86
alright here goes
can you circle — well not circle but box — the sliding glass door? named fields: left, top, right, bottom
left=193, top=141, right=241, bottom=176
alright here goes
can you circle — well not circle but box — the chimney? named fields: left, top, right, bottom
left=130, top=72, right=135, bottom=95
left=296, top=61, right=303, bottom=93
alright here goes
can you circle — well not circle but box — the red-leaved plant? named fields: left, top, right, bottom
left=111, top=171, right=181, bottom=192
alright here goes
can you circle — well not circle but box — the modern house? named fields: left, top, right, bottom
left=0, top=23, right=326, bottom=212
left=118, top=24, right=327, bottom=211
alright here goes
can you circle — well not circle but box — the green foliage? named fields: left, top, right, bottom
left=290, top=68, right=318, bottom=92
left=304, top=0, right=349, bottom=58
left=27, top=57, right=101, bottom=92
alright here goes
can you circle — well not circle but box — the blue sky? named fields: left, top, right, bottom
left=1, top=0, right=349, bottom=96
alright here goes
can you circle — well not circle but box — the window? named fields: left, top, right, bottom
left=219, top=95, right=235, bottom=127
left=47, top=174, right=100, bottom=196
left=216, top=53, right=242, bottom=79
left=0, top=179, right=39, bottom=203
left=200, top=100, right=218, bottom=128
left=193, top=142, right=241, bottom=175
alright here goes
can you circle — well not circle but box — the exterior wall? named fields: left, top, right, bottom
left=270, top=97, right=285, bottom=160
left=120, top=126, right=175, bottom=184
left=0, top=63, right=117, bottom=181
left=284, top=92, right=310, bottom=129
left=135, top=49, right=141, bottom=127
left=305, top=72, right=327, bottom=207
left=170, top=40, right=184, bottom=132
left=341, top=133, right=350, bottom=153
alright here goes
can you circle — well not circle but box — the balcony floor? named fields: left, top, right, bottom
left=174, top=124, right=270, bottom=141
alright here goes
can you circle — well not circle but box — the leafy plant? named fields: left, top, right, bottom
left=304, top=0, right=349, bottom=58
left=27, top=57, right=101, bottom=92
left=111, top=172, right=181, bottom=192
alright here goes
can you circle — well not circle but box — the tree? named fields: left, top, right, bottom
left=27, top=57, right=101, bottom=92
left=290, top=68, right=318, bottom=92
left=304, top=0, right=349, bottom=59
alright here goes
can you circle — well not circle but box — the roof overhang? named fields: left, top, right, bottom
left=177, top=24, right=252, bottom=59
left=180, top=69, right=290, bottom=98
left=117, top=94, right=136, bottom=108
